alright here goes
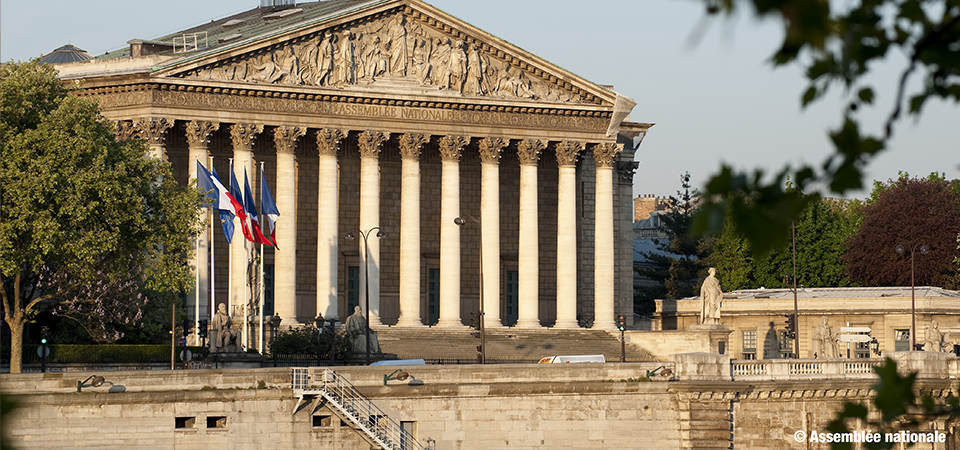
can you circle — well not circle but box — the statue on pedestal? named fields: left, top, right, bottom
left=812, top=316, right=839, bottom=358
left=699, top=267, right=723, bottom=325
left=345, top=306, right=381, bottom=355
left=209, top=303, right=240, bottom=353
left=924, top=320, right=947, bottom=352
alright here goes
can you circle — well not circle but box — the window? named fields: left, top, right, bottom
left=778, top=330, right=794, bottom=359
left=504, top=270, right=519, bottom=326
left=741, top=330, right=757, bottom=360
left=313, top=415, right=332, bottom=427
left=175, top=417, right=196, bottom=429
left=427, top=268, right=440, bottom=325
left=895, top=329, right=911, bottom=352
left=206, top=416, right=227, bottom=428
left=400, top=421, right=417, bottom=450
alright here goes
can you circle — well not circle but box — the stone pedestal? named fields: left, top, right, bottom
left=672, top=352, right=732, bottom=381
left=689, top=324, right=733, bottom=355
left=890, top=351, right=950, bottom=379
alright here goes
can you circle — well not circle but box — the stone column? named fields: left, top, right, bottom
left=273, top=126, right=306, bottom=325
left=229, top=123, right=263, bottom=316
left=516, top=139, right=546, bottom=329
left=133, top=117, right=173, bottom=161
left=437, top=135, right=470, bottom=328
left=592, top=142, right=622, bottom=330
left=396, top=133, right=430, bottom=327
left=478, top=137, right=507, bottom=328
left=185, top=121, right=219, bottom=338
left=357, top=131, right=389, bottom=324
left=317, top=128, right=347, bottom=320
left=554, top=141, right=583, bottom=329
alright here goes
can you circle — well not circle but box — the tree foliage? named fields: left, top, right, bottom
left=0, top=60, right=204, bottom=372
left=269, top=326, right=354, bottom=361
left=695, top=0, right=960, bottom=255
left=843, top=173, right=960, bottom=288
left=711, top=195, right=860, bottom=290
left=636, top=173, right=713, bottom=306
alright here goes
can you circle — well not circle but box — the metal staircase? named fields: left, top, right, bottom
left=292, top=368, right=424, bottom=450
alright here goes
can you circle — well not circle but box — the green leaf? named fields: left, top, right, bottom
left=857, top=87, right=875, bottom=105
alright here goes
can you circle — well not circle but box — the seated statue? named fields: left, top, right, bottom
left=209, top=303, right=240, bottom=353
left=345, top=306, right=381, bottom=355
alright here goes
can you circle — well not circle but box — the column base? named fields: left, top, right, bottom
left=483, top=320, right=505, bottom=329
left=394, top=318, right=427, bottom=328
left=435, top=318, right=468, bottom=329
left=592, top=320, right=617, bottom=331
left=551, top=319, right=581, bottom=330
left=513, top=319, right=543, bottom=329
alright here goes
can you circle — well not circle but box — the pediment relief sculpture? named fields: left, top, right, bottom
left=180, top=11, right=591, bottom=104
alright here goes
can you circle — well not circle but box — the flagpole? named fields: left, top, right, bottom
left=258, top=161, right=266, bottom=355
left=194, top=157, right=201, bottom=348
left=209, top=155, right=216, bottom=338
left=228, top=157, right=234, bottom=324
left=242, top=161, right=250, bottom=352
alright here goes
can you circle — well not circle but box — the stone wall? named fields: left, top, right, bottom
left=5, top=360, right=959, bottom=450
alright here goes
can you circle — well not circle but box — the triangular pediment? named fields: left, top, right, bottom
left=155, top=0, right=614, bottom=106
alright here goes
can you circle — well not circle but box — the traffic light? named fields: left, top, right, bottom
left=617, top=315, right=626, bottom=332
left=182, top=319, right=193, bottom=338
left=784, top=314, right=796, bottom=339
left=198, top=320, right=208, bottom=339
left=40, top=326, right=49, bottom=345
left=469, top=311, right=482, bottom=330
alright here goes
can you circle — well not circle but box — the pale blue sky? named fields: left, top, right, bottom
left=3, top=0, right=957, bottom=199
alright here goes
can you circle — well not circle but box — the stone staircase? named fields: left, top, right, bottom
left=373, top=327, right=656, bottom=363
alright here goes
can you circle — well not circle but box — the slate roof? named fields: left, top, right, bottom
left=40, top=44, right=93, bottom=64
left=97, top=0, right=389, bottom=61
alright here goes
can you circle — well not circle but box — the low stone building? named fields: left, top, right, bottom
left=655, top=286, right=960, bottom=359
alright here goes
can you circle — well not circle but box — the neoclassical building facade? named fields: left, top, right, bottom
left=54, top=0, right=651, bottom=336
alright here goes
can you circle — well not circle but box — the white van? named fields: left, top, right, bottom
left=537, top=354, right=606, bottom=364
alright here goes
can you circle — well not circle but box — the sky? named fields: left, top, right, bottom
left=2, top=0, right=957, bottom=200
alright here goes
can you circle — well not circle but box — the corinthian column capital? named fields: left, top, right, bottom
left=133, top=117, right=174, bottom=145
left=274, top=126, right=308, bottom=154
left=592, top=142, right=623, bottom=168
left=517, top=139, right=546, bottom=166
left=230, top=123, right=264, bottom=151
left=115, top=120, right=136, bottom=142
left=438, top=135, right=470, bottom=162
left=556, top=141, right=585, bottom=167
left=478, top=137, right=508, bottom=164
left=358, top=131, right=390, bottom=158
left=316, top=128, right=348, bottom=156
left=399, top=133, right=430, bottom=161
left=185, top=121, right=220, bottom=149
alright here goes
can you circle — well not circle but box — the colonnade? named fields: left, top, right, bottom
left=125, top=117, right=624, bottom=331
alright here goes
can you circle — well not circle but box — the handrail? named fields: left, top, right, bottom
left=293, top=368, right=423, bottom=450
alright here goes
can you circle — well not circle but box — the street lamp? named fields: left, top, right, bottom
left=896, top=243, right=929, bottom=351
left=314, top=314, right=324, bottom=366
left=455, top=216, right=485, bottom=364
left=346, top=227, right=385, bottom=365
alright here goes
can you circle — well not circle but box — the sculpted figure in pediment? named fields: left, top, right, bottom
left=180, top=12, right=586, bottom=102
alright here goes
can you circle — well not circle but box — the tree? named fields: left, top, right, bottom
left=843, top=173, right=960, bottom=288
left=1, top=61, right=204, bottom=372
left=636, top=173, right=713, bottom=310
left=711, top=195, right=860, bottom=290
left=694, top=0, right=960, bottom=255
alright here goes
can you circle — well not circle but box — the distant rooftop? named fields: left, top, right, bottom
left=39, top=44, right=93, bottom=64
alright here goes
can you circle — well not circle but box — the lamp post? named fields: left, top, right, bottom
left=896, top=243, right=929, bottom=351
left=269, top=313, right=281, bottom=367
left=455, top=216, right=485, bottom=364
left=346, top=227, right=384, bottom=365
left=326, top=317, right=339, bottom=365
left=314, top=314, right=324, bottom=366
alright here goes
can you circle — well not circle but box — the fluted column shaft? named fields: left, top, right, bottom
left=357, top=131, right=388, bottom=324
left=317, top=129, right=347, bottom=320
left=479, top=138, right=507, bottom=328
left=516, top=139, right=545, bottom=328
left=437, top=136, right=469, bottom=328
left=396, top=133, right=430, bottom=327
left=273, top=127, right=306, bottom=324
left=593, top=143, right=623, bottom=330
left=185, top=120, right=219, bottom=343
left=555, top=141, right=583, bottom=329
left=229, top=123, right=263, bottom=319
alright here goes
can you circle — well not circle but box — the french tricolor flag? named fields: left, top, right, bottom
left=260, top=166, right=280, bottom=249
